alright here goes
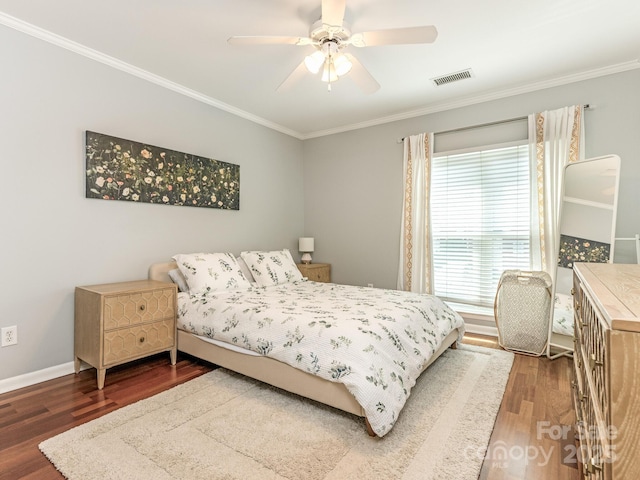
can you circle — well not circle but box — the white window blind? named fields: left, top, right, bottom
left=431, top=142, right=531, bottom=309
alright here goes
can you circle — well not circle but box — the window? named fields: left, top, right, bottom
left=431, top=142, right=531, bottom=312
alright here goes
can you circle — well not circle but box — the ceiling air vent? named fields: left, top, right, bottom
left=431, top=69, right=474, bottom=87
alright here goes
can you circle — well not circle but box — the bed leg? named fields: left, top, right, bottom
left=365, top=418, right=377, bottom=437
left=450, top=342, right=458, bottom=349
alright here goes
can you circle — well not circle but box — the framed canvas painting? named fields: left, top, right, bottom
left=85, top=131, right=239, bottom=210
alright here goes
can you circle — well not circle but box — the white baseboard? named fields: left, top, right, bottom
left=0, top=361, right=79, bottom=394
left=464, top=322, right=498, bottom=338
left=450, top=307, right=498, bottom=338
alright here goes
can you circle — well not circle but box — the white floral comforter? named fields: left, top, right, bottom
left=177, top=280, right=465, bottom=436
left=552, top=293, right=574, bottom=336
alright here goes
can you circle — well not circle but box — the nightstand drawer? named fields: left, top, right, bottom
left=103, top=319, right=175, bottom=365
left=297, top=263, right=331, bottom=283
left=104, top=288, right=175, bottom=330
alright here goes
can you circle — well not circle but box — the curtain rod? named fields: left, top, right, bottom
left=397, top=104, right=591, bottom=143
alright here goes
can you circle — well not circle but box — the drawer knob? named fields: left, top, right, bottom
left=139, top=304, right=146, bottom=311
left=570, top=287, right=575, bottom=296
left=139, top=336, right=145, bottom=344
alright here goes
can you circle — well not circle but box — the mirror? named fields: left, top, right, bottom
left=547, top=155, right=621, bottom=358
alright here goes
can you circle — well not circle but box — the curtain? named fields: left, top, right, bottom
left=528, top=105, right=585, bottom=279
left=397, top=132, right=434, bottom=293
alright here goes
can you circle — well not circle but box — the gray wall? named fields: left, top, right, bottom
left=0, top=25, right=304, bottom=381
left=303, top=69, right=640, bottom=288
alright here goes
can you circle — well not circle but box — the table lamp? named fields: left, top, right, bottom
left=299, top=237, right=314, bottom=264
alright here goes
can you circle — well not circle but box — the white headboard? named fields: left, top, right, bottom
left=148, top=261, right=178, bottom=283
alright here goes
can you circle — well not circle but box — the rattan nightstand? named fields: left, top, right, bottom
left=297, top=263, right=331, bottom=283
left=74, top=279, right=177, bottom=389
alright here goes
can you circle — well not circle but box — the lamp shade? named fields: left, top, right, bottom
left=333, top=54, right=352, bottom=76
left=298, top=237, right=315, bottom=252
left=304, top=51, right=325, bottom=74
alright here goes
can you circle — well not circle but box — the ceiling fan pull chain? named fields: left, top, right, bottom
left=328, top=55, right=332, bottom=92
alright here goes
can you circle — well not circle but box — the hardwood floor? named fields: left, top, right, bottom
left=0, top=334, right=578, bottom=479
left=0, top=354, right=212, bottom=480
left=466, top=335, right=579, bottom=480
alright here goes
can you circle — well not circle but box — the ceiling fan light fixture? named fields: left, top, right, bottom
left=304, top=51, right=325, bottom=74
left=230, top=1, right=438, bottom=93
left=333, top=54, right=352, bottom=76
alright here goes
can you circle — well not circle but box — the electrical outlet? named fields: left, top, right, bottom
left=1, top=326, right=18, bottom=347
left=367, top=283, right=374, bottom=288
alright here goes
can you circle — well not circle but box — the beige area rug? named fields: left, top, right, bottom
left=40, top=344, right=513, bottom=480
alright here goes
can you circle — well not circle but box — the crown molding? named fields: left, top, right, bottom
left=0, top=12, right=303, bottom=139
left=3, top=12, right=638, bottom=142
left=300, top=60, right=640, bottom=139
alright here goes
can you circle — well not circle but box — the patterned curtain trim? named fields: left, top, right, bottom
left=569, top=107, right=582, bottom=163
left=535, top=113, right=546, bottom=268
left=422, top=134, right=432, bottom=294
left=403, top=144, right=414, bottom=291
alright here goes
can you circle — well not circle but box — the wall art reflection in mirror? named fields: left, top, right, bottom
left=85, top=131, right=239, bottom=210
left=557, top=234, right=611, bottom=269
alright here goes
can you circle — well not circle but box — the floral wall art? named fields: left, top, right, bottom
left=557, top=234, right=610, bottom=268
left=85, top=131, right=240, bottom=210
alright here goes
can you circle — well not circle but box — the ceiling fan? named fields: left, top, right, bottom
left=227, top=0, right=437, bottom=93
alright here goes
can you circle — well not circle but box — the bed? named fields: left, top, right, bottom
left=149, top=250, right=465, bottom=437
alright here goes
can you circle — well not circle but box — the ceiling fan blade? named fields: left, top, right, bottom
left=350, top=26, right=438, bottom=47
left=228, top=36, right=314, bottom=46
left=321, top=0, right=346, bottom=28
left=345, top=54, right=380, bottom=94
left=276, top=60, right=310, bottom=93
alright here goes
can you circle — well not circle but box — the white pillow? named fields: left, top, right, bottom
left=240, top=249, right=304, bottom=287
left=236, top=256, right=256, bottom=285
left=168, top=268, right=189, bottom=292
left=172, top=253, right=252, bottom=294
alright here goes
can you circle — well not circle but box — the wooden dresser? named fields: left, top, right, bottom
left=297, top=263, right=331, bottom=283
left=74, top=279, right=177, bottom=389
left=572, top=263, right=640, bottom=479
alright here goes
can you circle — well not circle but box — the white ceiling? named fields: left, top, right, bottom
left=1, top=0, right=639, bottom=139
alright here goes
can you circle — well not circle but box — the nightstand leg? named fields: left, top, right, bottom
left=97, top=368, right=106, bottom=390
left=74, top=356, right=81, bottom=374
left=170, top=347, right=177, bottom=365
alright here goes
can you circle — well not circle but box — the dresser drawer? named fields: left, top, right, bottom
left=104, top=288, right=175, bottom=330
left=578, top=289, right=609, bottom=422
left=103, top=319, right=176, bottom=365
left=307, top=268, right=330, bottom=282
